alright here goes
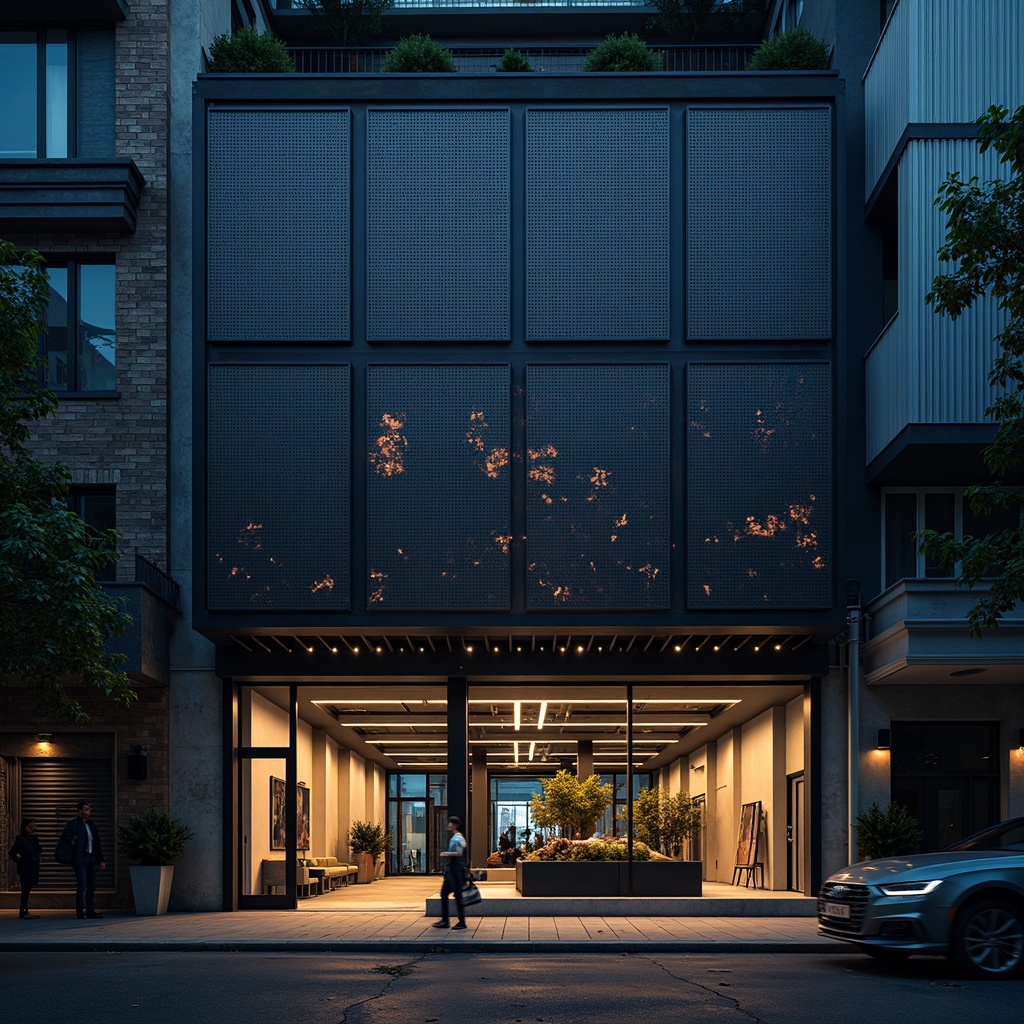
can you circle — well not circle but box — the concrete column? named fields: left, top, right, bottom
left=312, top=728, right=327, bottom=857
left=471, top=747, right=488, bottom=868
left=576, top=739, right=593, bottom=779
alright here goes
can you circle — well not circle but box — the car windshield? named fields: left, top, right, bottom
left=947, top=818, right=1024, bottom=852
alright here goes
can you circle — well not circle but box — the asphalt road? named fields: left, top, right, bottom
left=2, top=951, right=1020, bottom=1024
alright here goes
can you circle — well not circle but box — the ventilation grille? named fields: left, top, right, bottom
left=526, top=109, right=670, bottom=341
left=526, top=364, right=671, bottom=609
left=207, top=108, right=350, bottom=342
left=367, top=110, right=510, bottom=342
left=207, top=364, right=351, bottom=611
left=686, top=108, right=832, bottom=340
left=367, top=365, right=510, bottom=609
left=687, top=363, right=832, bottom=609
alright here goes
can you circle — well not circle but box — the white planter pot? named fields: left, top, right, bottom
left=129, top=864, right=174, bottom=915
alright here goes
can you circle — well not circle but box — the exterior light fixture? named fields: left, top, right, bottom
left=1017, top=728, right=1024, bottom=749
left=127, top=745, right=148, bottom=780
left=514, top=702, right=521, bottom=731
left=37, top=733, right=53, bottom=742
left=529, top=742, right=536, bottom=761
left=877, top=728, right=891, bottom=750
left=538, top=702, right=547, bottom=729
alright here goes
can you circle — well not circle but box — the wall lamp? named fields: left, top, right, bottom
left=127, top=745, right=148, bottom=780
left=37, top=733, right=53, bottom=743
left=877, top=728, right=891, bottom=751
left=1017, top=728, right=1024, bottom=750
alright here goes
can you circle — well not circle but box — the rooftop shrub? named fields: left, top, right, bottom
left=583, top=33, right=662, bottom=73
left=382, top=34, right=456, bottom=73
left=207, top=26, right=295, bottom=73
left=746, top=26, right=830, bottom=71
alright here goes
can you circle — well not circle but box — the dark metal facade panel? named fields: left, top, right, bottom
left=525, top=108, right=670, bottom=342
left=687, top=363, right=832, bottom=609
left=366, top=365, right=510, bottom=610
left=76, top=30, right=116, bottom=157
left=686, top=107, right=833, bottom=341
left=207, top=108, right=350, bottom=342
left=366, top=109, right=510, bottom=342
left=526, top=364, right=671, bottom=609
left=207, top=364, right=351, bottom=611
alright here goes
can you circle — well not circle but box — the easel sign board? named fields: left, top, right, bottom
left=735, top=801, right=760, bottom=867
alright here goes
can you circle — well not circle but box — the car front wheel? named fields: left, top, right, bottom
left=949, top=898, right=1024, bottom=979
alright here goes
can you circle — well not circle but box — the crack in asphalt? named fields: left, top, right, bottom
left=640, top=955, right=769, bottom=1024
left=333, top=954, right=430, bottom=1024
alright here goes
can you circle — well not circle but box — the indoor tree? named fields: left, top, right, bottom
left=530, top=770, right=613, bottom=838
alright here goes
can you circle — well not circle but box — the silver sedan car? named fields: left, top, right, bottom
left=818, top=817, right=1024, bottom=978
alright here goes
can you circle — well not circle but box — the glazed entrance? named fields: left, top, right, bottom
left=230, top=680, right=809, bottom=908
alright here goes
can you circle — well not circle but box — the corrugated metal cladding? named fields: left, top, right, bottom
left=864, top=141, right=1008, bottom=463
left=525, top=109, right=670, bottom=341
left=525, top=364, right=671, bottom=610
left=687, top=364, right=832, bottom=610
left=206, top=365, right=351, bottom=612
left=686, top=108, right=832, bottom=341
left=206, top=108, right=350, bottom=342
left=366, top=365, right=510, bottom=610
left=367, top=110, right=510, bottom=342
left=20, top=758, right=113, bottom=891
left=864, top=0, right=1024, bottom=197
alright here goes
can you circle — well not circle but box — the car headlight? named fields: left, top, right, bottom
left=879, top=879, right=944, bottom=896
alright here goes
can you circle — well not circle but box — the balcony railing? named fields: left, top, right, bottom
left=287, top=44, right=755, bottom=74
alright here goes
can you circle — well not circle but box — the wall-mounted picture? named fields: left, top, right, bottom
left=270, top=777, right=312, bottom=851
left=271, top=776, right=287, bottom=850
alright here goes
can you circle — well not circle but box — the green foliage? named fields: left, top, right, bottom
left=746, top=27, right=830, bottom=71
left=919, top=104, right=1024, bottom=634
left=300, top=0, right=393, bottom=47
left=117, top=809, right=195, bottom=866
left=207, top=26, right=295, bottom=73
left=525, top=836, right=651, bottom=862
left=584, top=34, right=661, bottom=73
left=855, top=802, right=924, bottom=860
left=530, top=770, right=614, bottom=838
left=648, top=0, right=766, bottom=43
left=625, top=788, right=702, bottom=857
left=0, top=240, right=134, bottom=726
left=382, top=35, right=456, bottom=73
left=495, top=48, right=533, bottom=73
left=630, top=787, right=662, bottom=850
left=348, top=819, right=392, bottom=856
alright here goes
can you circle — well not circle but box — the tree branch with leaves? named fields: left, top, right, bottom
left=0, top=240, right=135, bottom=724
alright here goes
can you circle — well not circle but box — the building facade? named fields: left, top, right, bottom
left=2, top=0, right=1022, bottom=914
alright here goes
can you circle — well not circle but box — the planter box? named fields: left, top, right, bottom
left=129, top=864, right=174, bottom=915
left=516, top=859, right=702, bottom=897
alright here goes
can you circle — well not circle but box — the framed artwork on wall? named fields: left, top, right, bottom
left=271, top=776, right=312, bottom=851
left=271, top=776, right=287, bottom=850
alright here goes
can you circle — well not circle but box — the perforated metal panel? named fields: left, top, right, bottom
left=366, top=365, right=510, bottom=609
left=207, top=109, right=350, bottom=342
left=526, top=109, right=670, bottom=341
left=686, top=108, right=832, bottom=341
left=526, top=365, right=670, bottom=609
left=207, top=365, right=350, bottom=611
left=367, top=110, right=509, bottom=342
left=687, top=363, right=831, bottom=609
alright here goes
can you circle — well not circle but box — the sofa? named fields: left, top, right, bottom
left=307, top=856, right=358, bottom=890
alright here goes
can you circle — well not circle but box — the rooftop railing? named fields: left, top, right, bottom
left=287, top=44, right=756, bottom=73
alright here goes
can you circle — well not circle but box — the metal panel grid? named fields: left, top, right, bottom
left=686, top=108, right=832, bottom=341
left=687, top=363, right=831, bottom=609
left=207, top=109, right=350, bottom=342
left=526, top=365, right=670, bottom=609
left=526, top=109, right=670, bottom=342
left=366, top=365, right=510, bottom=609
left=207, top=365, right=350, bottom=611
left=367, top=110, right=509, bottom=342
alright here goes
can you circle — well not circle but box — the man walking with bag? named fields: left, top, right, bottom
left=432, top=815, right=467, bottom=930
left=61, top=802, right=105, bottom=919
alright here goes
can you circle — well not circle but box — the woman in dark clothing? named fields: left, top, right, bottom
left=8, top=819, right=42, bottom=919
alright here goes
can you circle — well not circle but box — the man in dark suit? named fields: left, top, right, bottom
left=61, top=801, right=105, bottom=919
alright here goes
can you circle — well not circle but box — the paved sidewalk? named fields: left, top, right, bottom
left=0, top=909, right=843, bottom=954
left=0, top=877, right=845, bottom=954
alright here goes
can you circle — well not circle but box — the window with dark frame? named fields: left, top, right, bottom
left=0, top=29, right=70, bottom=158
left=41, top=260, right=116, bottom=393
left=68, top=489, right=117, bottom=582
left=882, top=489, right=1022, bottom=588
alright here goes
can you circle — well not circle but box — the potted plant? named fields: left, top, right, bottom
left=348, top=820, right=391, bottom=883
left=855, top=802, right=924, bottom=860
left=117, top=808, right=194, bottom=915
left=619, top=788, right=703, bottom=896
left=530, top=770, right=614, bottom=839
